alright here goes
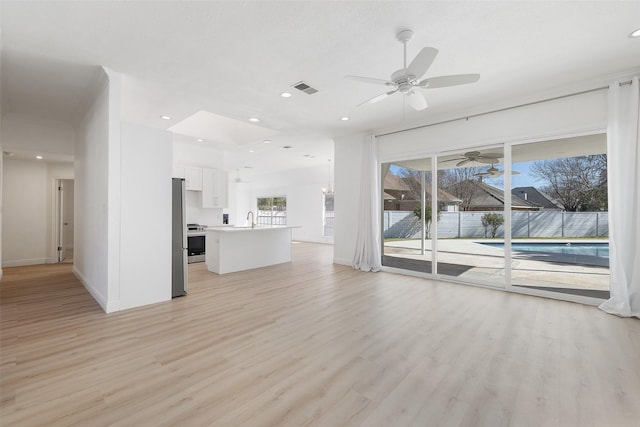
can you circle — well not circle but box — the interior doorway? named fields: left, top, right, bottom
left=56, top=179, right=75, bottom=263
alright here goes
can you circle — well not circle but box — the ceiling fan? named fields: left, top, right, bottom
left=475, top=164, right=521, bottom=177
left=345, top=29, right=480, bottom=111
left=441, top=151, right=502, bottom=167
left=234, top=168, right=251, bottom=184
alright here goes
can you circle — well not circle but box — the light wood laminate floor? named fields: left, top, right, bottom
left=1, top=242, right=639, bottom=426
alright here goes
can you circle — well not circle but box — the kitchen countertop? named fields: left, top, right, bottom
left=206, top=225, right=299, bottom=232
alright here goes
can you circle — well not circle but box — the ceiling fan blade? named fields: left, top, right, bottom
left=406, top=90, right=428, bottom=111
left=418, top=73, right=480, bottom=89
left=406, top=47, right=438, bottom=80
left=456, top=159, right=471, bottom=167
left=358, top=89, right=398, bottom=107
left=345, top=75, right=394, bottom=86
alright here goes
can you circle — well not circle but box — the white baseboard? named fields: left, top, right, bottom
left=2, top=257, right=49, bottom=268
left=72, top=266, right=120, bottom=313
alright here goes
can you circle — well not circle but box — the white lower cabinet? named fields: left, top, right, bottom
left=202, top=168, right=228, bottom=208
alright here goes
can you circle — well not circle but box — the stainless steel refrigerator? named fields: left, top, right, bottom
left=172, top=178, right=188, bottom=297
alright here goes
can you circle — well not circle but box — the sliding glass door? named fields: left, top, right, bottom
left=509, top=136, right=610, bottom=299
left=380, top=135, right=610, bottom=302
left=435, top=148, right=506, bottom=287
left=381, top=159, right=433, bottom=274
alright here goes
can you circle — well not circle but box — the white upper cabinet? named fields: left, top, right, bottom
left=202, top=168, right=228, bottom=208
left=184, top=166, right=203, bottom=191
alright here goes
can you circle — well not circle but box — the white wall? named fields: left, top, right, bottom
left=334, top=89, right=608, bottom=266
left=119, top=122, right=172, bottom=310
left=180, top=191, right=221, bottom=226
left=73, top=69, right=114, bottom=311
left=1, top=158, right=74, bottom=267
left=2, top=159, right=48, bottom=266
left=232, top=164, right=334, bottom=244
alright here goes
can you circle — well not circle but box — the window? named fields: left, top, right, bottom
left=257, top=196, right=287, bottom=226
left=323, top=192, right=334, bottom=237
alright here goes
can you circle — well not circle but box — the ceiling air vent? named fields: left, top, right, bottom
left=292, top=81, right=318, bottom=95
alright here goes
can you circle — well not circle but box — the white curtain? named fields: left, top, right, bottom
left=600, top=76, right=640, bottom=318
left=352, top=135, right=382, bottom=272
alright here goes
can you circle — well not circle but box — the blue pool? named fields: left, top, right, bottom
left=482, top=242, right=609, bottom=258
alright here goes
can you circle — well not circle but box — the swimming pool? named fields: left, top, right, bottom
left=481, top=242, right=609, bottom=258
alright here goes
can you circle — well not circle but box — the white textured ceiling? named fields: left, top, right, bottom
left=1, top=1, right=639, bottom=176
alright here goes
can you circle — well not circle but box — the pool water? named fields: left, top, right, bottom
left=482, top=242, right=609, bottom=258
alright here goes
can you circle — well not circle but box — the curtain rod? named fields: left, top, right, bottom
left=375, top=79, right=634, bottom=138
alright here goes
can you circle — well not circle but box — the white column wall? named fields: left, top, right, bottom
left=119, top=122, right=172, bottom=310
left=73, top=70, right=114, bottom=311
left=334, top=89, right=608, bottom=266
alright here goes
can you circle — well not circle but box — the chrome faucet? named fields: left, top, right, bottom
left=246, top=210, right=255, bottom=228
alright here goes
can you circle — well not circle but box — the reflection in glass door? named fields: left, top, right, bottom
left=435, top=149, right=506, bottom=287
left=381, top=160, right=433, bottom=274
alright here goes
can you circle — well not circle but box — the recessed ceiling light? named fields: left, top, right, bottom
left=263, top=140, right=272, bottom=144
left=280, top=92, right=292, bottom=98
left=631, top=28, right=640, bottom=37
left=161, top=115, right=171, bottom=120
left=196, top=138, right=204, bottom=142
left=249, top=117, right=260, bottom=123
left=340, top=116, right=350, bottom=121
left=249, top=149, right=255, bottom=153
left=36, top=155, right=43, bottom=160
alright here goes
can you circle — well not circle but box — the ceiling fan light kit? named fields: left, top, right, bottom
left=346, top=29, right=480, bottom=111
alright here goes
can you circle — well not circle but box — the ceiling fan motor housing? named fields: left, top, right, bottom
left=391, top=69, right=418, bottom=92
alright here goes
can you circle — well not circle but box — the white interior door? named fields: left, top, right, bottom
left=57, top=180, right=66, bottom=262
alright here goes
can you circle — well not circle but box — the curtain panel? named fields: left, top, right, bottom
left=600, top=76, right=640, bottom=318
left=352, top=136, right=382, bottom=272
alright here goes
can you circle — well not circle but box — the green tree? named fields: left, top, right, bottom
left=413, top=203, right=441, bottom=238
left=481, top=212, right=504, bottom=238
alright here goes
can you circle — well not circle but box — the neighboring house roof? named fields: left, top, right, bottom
left=451, top=180, right=540, bottom=210
left=383, top=172, right=461, bottom=204
left=383, top=173, right=412, bottom=192
left=425, top=185, right=462, bottom=204
left=511, top=186, right=562, bottom=209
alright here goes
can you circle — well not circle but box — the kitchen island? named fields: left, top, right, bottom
left=205, top=225, right=298, bottom=274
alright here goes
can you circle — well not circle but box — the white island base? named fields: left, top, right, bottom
left=205, top=226, right=296, bottom=274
